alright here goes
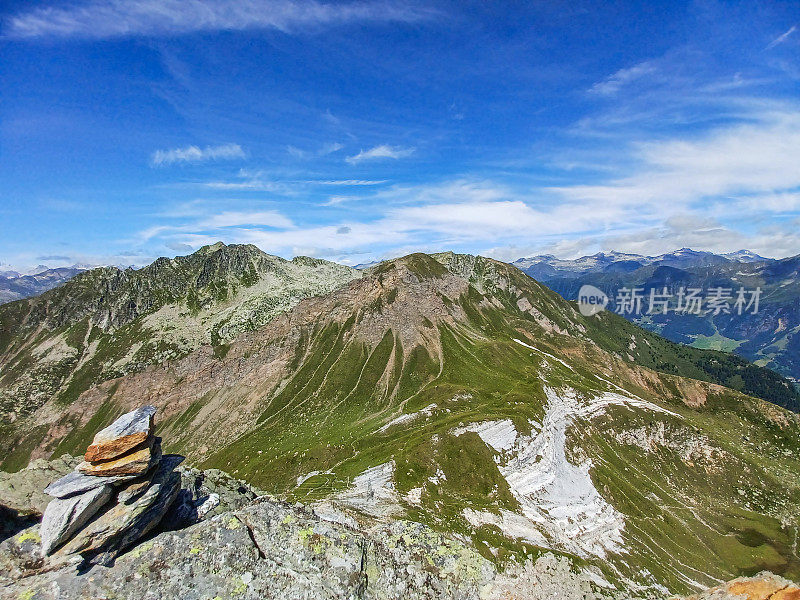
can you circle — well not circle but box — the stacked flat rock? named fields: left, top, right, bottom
left=78, top=405, right=159, bottom=475
left=39, top=405, right=180, bottom=562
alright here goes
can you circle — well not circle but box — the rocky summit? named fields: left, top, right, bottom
left=1, top=406, right=267, bottom=595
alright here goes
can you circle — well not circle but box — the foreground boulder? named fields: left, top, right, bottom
left=0, top=456, right=269, bottom=589
left=0, top=497, right=582, bottom=600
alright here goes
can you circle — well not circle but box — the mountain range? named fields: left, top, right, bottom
left=2, top=243, right=800, bottom=597
left=0, top=267, right=85, bottom=305
left=512, top=249, right=800, bottom=384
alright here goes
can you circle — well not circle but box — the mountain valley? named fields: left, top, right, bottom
left=513, top=249, right=800, bottom=386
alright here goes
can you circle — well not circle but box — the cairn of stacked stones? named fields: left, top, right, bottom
left=39, top=406, right=183, bottom=565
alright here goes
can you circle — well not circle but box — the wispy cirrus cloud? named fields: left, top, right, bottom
left=4, top=0, right=436, bottom=40
left=766, top=25, right=797, bottom=50
left=151, top=143, right=245, bottom=166
left=315, top=179, right=387, bottom=186
left=137, top=204, right=294, bottom=244
left=589, top=60, right=657, bottom=96
left=138, top=104, right=800, bottom=262
left=553, top=110, right=800, bottom=207
left=199, top=210, right=294, bottom=229
left=345, top=144, right=415, bottom=164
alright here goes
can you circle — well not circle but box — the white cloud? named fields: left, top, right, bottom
left=346, top=144, right=415, bottom=164
left=766, top=25, right=797, bottom=50
left=315, top=179, right=388, bottom=186
left=323, top=195, right=359, bottom=206
left=151, top=143, right=245, bottom=166
left=133, top=109, right=800, bottom=264
left=553, top=111, right=800, bottom=208
left=321, top=142, right=344, bottom=155
left=5, top=0, right=435, bottom=40
left=199, top=210, right=294, bottom=229
left=589, top=61, right=657, bottom=96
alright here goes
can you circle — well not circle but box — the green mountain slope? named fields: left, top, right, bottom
left=5, top=252, right=800, bottom=597
left=0, top=242, right=361, bottom=432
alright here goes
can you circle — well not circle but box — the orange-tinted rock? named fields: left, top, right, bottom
left=77, top=437, right=159, bottom=477
left=728, top=579, right=800, bottom=600
left=773, top=587, right=800, bottom=600
left=679, top=572, right=800, bottom=600
left=83, top=406, right=156, bottom=462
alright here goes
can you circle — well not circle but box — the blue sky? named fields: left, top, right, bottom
left=1, top=0, right=799, bottom=271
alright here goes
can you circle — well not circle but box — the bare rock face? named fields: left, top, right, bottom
left=40, top=484, right=112, bottom=555
left=2, top=498, right=495, bottom=600
left=84, top=405, right=156, bottom=462
left=77, top=437, right=160, bottom=477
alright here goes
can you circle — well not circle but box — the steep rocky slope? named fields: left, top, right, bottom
left=0, top=242, right=361, bottom=441
left=4, top=251, right=800, bottom=597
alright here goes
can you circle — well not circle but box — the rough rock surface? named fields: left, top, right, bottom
left=0, top=496, right=623, bottom=600
left=40, top=484, right=112, bottom=555
left=0, top=455, right=78, bottom=517
left=55, top=454, right=182, bottom=565
left=678, top=572, right=800, bottom=599
left=77, top=436, right=160, bottom=477
left=0, top=455, right=274, bottom=589
left=0, top=455, right=79, bottom=543
left=44, top=470, right=137, bottom=499
left=84, top=405, right=156, bottom=461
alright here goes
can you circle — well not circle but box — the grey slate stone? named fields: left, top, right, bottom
left=40, top=484, right=112, bottom=556
left=94, top=406, right=156, bottom=442
left=44, top=471, right=138, bottom=499
left=57, top=454, right=183, bottom=565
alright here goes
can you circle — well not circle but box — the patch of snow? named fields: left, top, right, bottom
left=333, top=462, right=401, bottom=518
left=312, top=502, right=359, bottom=528
left=377, top=403, right=437, bottom=433
left=452, top=419, right=518, bottom=454
left=463, top=508, right=548, bottom=546
left=428, top=468, right=446, bottom=485
left=405, top=487, right=423, bottom=505
left=296, top=470, right=333, bottom=486
left=464, top=386, right=680, bottom=559
left=498, top=387, right=627, bottom=558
